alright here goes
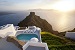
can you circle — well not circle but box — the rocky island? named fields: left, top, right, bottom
left=18, top=12, right=58, bottom=34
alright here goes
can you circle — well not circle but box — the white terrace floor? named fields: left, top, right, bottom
left=0, top=38, right=20, bottom=50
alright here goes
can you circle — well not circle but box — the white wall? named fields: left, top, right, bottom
left=22, top=41, right=49, bottom=50
left=65, top=32, right=75, bottom=40
left=0, top=24, right=16, bottom=38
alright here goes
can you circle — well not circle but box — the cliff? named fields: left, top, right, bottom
left=18, top=12, right=58, bottom=34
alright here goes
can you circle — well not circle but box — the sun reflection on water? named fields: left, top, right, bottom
left=55, top=13, right=68, bottom=32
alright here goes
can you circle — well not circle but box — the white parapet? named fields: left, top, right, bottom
left=0, top=24, right=16, bottom=38
left=22, top=38, right=49, bottom=50
left=65, top=32, right=75, bottom=40
left=23, top=42, right=49, bottom=50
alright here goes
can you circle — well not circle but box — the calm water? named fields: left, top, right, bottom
left=0, top=11, right=29, bottom=26
left=0, top=10, right=75, bottom=32
left=16, top=34, right=38, bottom=41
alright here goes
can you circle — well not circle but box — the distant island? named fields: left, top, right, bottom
left=0, top=12, right=14, bottom=16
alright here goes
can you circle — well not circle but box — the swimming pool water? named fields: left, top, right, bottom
left=16, top=34, right=38, bottom=41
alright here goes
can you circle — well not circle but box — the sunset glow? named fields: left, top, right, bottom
left=51, top=0, right=74, bottom=12
left=0, top=0, right=74, bottom=11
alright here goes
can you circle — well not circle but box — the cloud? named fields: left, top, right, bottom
left=0, top=0, right=42, bottom=6
left=0, top=1, right=13, bottom=6
left=0, top=0, right=68, bottom=11
left=42, top=0, right=60, bottom=4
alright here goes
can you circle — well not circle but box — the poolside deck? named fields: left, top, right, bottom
left=0, top=38, right=21, bottom=50
left=16, top=30, right=41, bottom=42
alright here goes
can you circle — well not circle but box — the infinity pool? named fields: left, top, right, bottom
left=16, top=34, right=38, bottom=41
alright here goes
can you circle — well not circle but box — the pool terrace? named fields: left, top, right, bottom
left=16, top=26, right=41, bottom=42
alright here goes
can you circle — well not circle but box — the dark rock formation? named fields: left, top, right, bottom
left=7, top=36, right=25, bottom=50
left=18, top=12, right=58, bottom=34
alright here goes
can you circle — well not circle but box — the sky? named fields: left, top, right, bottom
left=0, top=0, right=75, bottom=11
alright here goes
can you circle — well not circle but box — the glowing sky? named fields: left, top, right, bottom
left=0, top=0, right=75, bottom=11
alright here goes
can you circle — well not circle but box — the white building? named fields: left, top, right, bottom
left=0, top=24, right=16, bottom=38
left=0, top=24, right=49, bottom=50
left=23, top=37, right=49, bottom=50
left=65, top=32, right=75, bottom=40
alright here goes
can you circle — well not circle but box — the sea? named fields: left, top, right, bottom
left=0, top=10, right=75, bottom=32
